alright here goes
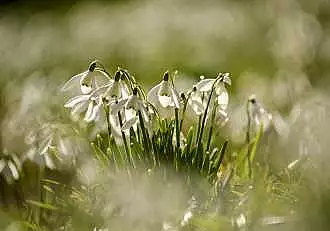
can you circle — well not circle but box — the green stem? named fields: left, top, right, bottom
left=246, top=101, right=252, bottom=179
left=117, top=111, right=133, bottom=167
left=179, top=94, right=190, bottom=130
left=174, top=108, right=180, bottom=171
left=206, top=102, right=218, bottom=152
left=197, top=87, right=215, bottom=151
left=103, top=103, right=112, bottom=148
left=138, top=111, right=151, bottom=154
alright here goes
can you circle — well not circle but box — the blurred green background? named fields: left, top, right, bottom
left=1, top=0, right=330, bottom=150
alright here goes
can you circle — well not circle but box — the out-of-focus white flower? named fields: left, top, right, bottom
left=110, top=88, right=149, bottom=131
left=64, top=91, right=104, bottom=123
left=61, top=61, right=110, bottom=94
left=0, top=153, right=21, bottom=183
left=234, top=213, right=247, bottom=228
left=23, top=123, right=81, bottom=170
left=147, top=71, right=181, bottom=109
left=180, top=211, right=193, bottom=227
left=248, top=95, right=272, bottom=131
left=25, top=136, right=56, bottom=170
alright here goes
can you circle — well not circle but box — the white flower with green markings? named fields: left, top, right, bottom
left=147, top=71, right=181, bottom=109
left=61, top=61, right=110, bottom=94
left=195, top=73, right=231, bottom=110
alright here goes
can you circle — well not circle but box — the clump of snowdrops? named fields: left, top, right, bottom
left=61, top=60, right=231, bottom=179
left=0, top=60, right=301, bottom=231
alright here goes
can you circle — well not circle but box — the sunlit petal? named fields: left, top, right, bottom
left=122, top=116, right=138, bottom=131
left=147, top=83, right=161, bottom=103
left=188, top=99, right=204, bottom=115
left=64, top=95, right=90, bottom=108
left=170, top=87, right=181, bottom=108
left=159, top=95, right=171, bottom=107
left=61, top=72, right=86, bottom=92
left=217, top=90, right=229, bottom=110
left=196, top=79, right=215, bottom=92
left=84, top=101, right=95, bottom=122
left=8, top=161, right=19, bottom=180
left=110, top=98, right=129, bottom=115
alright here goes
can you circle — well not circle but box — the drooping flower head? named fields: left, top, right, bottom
left=147, top=71, right=181, bottom=109
left=187, top=86, right=205, bottom=116
left=248, top=95, right=272, bottom=131
left=61, top=61, right=110, bottom=94
left=64, top=90, right=103, bottom=123
left=195, top=73, right=231, bottom=111
left=101, top=70, right=130, bottom=101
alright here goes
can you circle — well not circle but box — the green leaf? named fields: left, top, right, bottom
left=26, top=200, right=58, bottom=211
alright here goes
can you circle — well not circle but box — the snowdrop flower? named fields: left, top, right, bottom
left=187, top=86, right=205, bottom=116
left=25, top=136, right=56, bottom=170
left=108, top=99, right=128, bottom=142
left=248, top=95, right=272, bottom=131
left=61, top=61, right=109, bottom=94
left=195, top=73, right=231, bottom=110
left=112, top=88, right=149, bottom=131
left=147, top=71, right=180, bottom=109
left=64, top=91, right=103, bottom=123
left=84, top=96, right=103, bottom=123
left=0, top=153, right=21, bottom=183
left=100, top=71, right=130, bottom=101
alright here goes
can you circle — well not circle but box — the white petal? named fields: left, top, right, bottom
left=122, top=116, right=138, bottom=131
left=196, top=79, right=215, bottom=92
left=222, top=73, right=231, bottom=86
left=125, top=108, right=136, bottom=121
left=147, top=83, right=161, bottom=103
left=110, top=114, right=122, bottom=139
left=139, top=105, right=150, bottom=123
left=81, top=85, right=93, bottom=94
left=158, top=81, right=171, bottom=97
left=158, top=95, right=171, bottom=108
left=84, top=101, right=95, bottom=122
left=61, top=72, right=86, bottom=91
left=8, top=161, right=19, bottom=180
left=71, top=101, right=89, bottom=115
left=120, top=82, right=130, bottom=99
left=126, top=95, right=139, bottom=110
left=40, top=137, right=53, bottom=155
left=188, top=99, right=204, bottom=115
left=58, top=138, right=69, bottom=156
left=91, top=105, right=101, bottom=122
left=217, top=90, right=229, bottom=110
left=110, top=98, right=128, bottom=114
left=170, top=87, right=181, bottom=109
left=94, top=69, right=111, bottom=88
left=104, top=81, right=120, bottom=99
left=44, top=154, right=56, bottom=170
left=92, top=82, right=113, bottom=97
left=64, top=95, right=90, bottom=108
